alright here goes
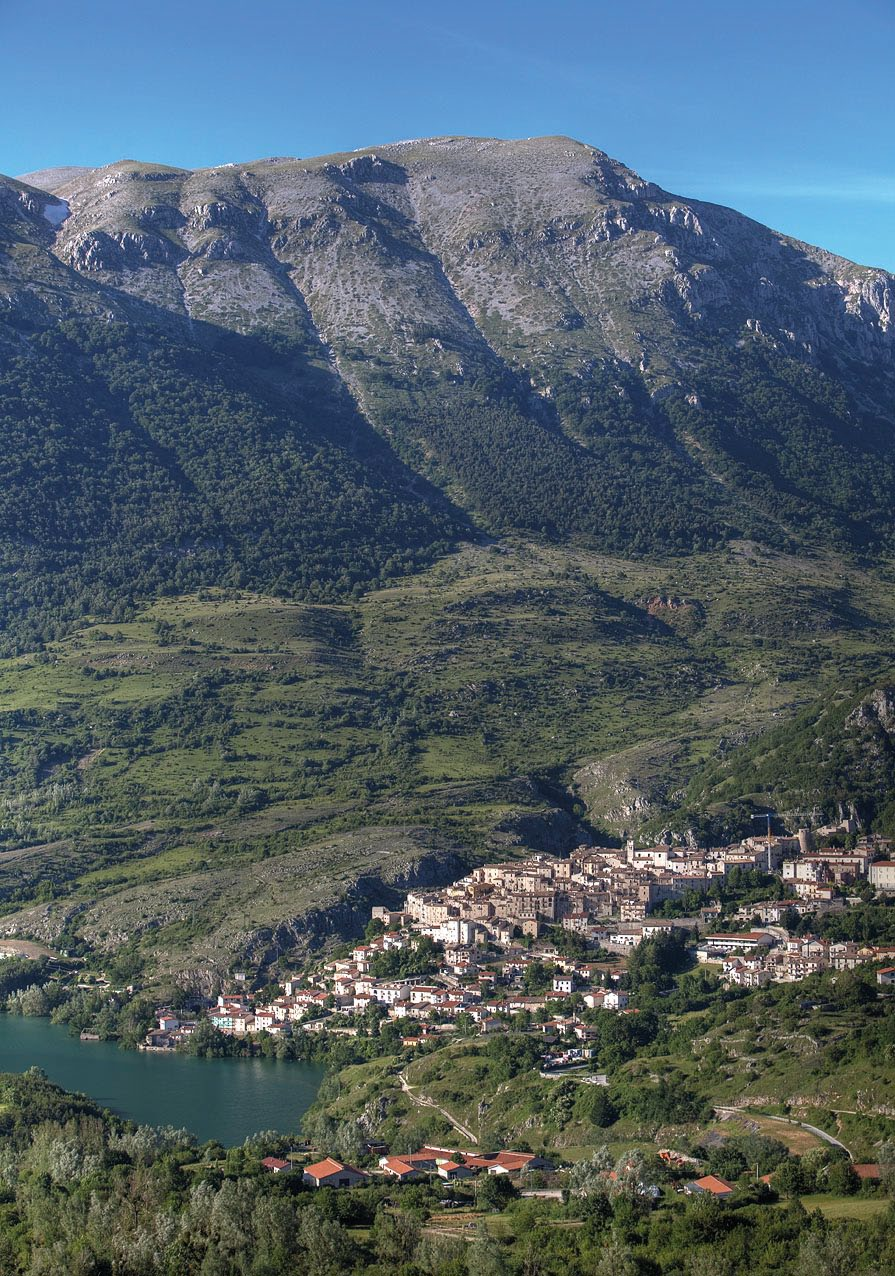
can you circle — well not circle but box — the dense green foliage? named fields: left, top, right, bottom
left=625, top=930, right=691, bottom=995
left=664, top=341, right=895, bottom=550
left=1, top=1068, right=893, bottom=1274
left=0, top=320, right=457, bottom=651
left=682, top=678, right=895, bottom=832
left=3, top=306, right=892, bottom=666
left=372, top=365, right=725, bottom=554
left=364, top=336, right=895, bottom=560
left=369, top=936, right=439, bottom=979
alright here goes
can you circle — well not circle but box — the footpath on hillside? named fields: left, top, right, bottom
left=398, top=1072, right=478, bottom=1144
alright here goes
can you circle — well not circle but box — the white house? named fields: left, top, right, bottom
left=870, top=862, right=895, bottom=892
left=303, top=1158, right=367, bottom=1188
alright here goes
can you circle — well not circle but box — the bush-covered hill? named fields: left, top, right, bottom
left=303, top=960, right=895, bottom=1163
left=0, top=319, right=459, bottom=652
left=677, top=680, right=895, bottom=836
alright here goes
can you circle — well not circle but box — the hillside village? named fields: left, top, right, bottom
left=144, top=827, right=895, bottom=1052
left=125, top=827, right=895, bottom=1211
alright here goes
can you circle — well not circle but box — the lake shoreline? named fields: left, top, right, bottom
left=0, top=1012, right=325, bottom=1144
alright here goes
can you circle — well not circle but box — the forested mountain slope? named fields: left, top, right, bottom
left=679, top=680, right=895, bottom=836
left=3, top=133, right=893, bottom=618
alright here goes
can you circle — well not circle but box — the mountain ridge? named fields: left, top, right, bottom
left=3, top=133, right=893, bottom=592
left=7, top=135, right=893, bottom=389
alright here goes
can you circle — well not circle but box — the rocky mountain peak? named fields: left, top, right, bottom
left=1, top=134, right=894, bottom=568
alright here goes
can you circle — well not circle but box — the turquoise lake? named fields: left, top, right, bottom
left=0, top=1013, right=324, bottom=1145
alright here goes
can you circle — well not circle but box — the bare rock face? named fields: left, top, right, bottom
left=62, top=228, right=186, bottom=271
left=3, top=137, right=888, bottom=376
left=847, top=687, right=895, bottom=734
left=1, top=134, right=894, bottom=560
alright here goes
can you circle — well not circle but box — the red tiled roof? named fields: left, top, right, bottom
left=463, top=1150, right=536, bottom=1172
left=304, top=1157, right=349, bottom=1179
left=853, top=1163, right=880, bottom=1179
left=381, top=1156, right=424, bottom=1177
left=692, top=1175, right=734, bottom=1195
left=491, top=1151, right=537, bottom=1170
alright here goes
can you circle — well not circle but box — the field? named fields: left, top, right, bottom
left=793, top=1195, right=890, bottom=1220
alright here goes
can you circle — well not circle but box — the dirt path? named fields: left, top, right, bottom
left=0, top=937, right=59, bottom=960
left=398, top=1071, right=478, bottom=1144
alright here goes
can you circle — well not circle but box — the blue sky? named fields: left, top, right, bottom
left=3, top=0, right=893, bottom=269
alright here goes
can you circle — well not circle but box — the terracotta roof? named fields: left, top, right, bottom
left=691, top=1174, right=734, bottom=1195
left=491, top=1151, right=537, bottom=1170
left=304, top=1157, right=354, bottom=1179
left=853, top=1163, right=881, bottom=1179
left=381, top=1156, right=424, bottom=1177
left=464, top=1150, right=537, bottom=1172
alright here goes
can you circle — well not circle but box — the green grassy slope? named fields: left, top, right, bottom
left=1, top=536, right=894, bottom=976
left=306, top=977, right=895, bottom=1163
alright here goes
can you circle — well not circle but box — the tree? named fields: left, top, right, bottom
left=372, top=1207, right=421, bottom=1265
left=878, top=1138, right=895, bottom=1195
left=417, top=1233, right=467, bottom=1275
left=825, top=1159, right=859, bottom=1196
left=684, top=1194, right=729, bottom=1244
left=477, top=1173, right=518, bottom=1210
left=466, top=1221, right=508, bottom=1276
left=575, top=1085, right=618, bottom=1128
left=567, top=1148, right=613, bottom=1195
left=298, top=1206, right=356, bottom=1276
left=592, top=1235, right=638, bottom=1276
left=774, top=1156, right=809, bottom=1198
left=706, top=1143, right=747, bottom=1182
left=626, top=930, right=689, bottom=994
left=795, top=1231, right=855, bottom=1276
left=832, top=970, right=876, bottom=1008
